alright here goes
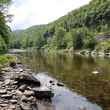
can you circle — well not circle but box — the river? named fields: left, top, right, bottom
left=19, top=50, right=110, bottom=110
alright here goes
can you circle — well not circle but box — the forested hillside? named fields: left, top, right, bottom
left=10, top=0, right=110, bottom=52
left=0, top=0, right=12, bottom=53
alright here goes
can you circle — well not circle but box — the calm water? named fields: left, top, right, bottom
left=20, top=51, right=110, bottom=110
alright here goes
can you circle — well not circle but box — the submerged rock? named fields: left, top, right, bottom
left=57, top=82, right=64, bottom=87
left=33, top=87, right=54, bottom=100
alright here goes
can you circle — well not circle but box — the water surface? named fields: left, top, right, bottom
left=20, top=51, right=110, bottom=110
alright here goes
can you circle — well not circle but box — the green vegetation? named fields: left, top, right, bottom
left=10, top=0, right=110, bottom=52
left=0, top=0, right=12, bottom=53
left=0, top=54, right=16, bottom=66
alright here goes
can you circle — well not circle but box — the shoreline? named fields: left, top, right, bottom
left=0, top=61, right=54, bottom=110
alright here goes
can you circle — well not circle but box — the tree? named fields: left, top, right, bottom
left=0, top=0, right=12, bottom=51
left=55, top=27, right=66, bottom=49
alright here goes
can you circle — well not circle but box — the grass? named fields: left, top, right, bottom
left=0, top=54, right=16, bottom=66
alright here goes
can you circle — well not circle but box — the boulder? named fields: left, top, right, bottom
left=33, top=87, right=54, bottom=100
left=15, top=73, right=41, bottom=86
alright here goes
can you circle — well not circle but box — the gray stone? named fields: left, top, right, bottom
left=20, top=102, right=32, bottom=110
left=19, top=84, right=27, bottom=92
left=1, top=94, right=12, bottom=99
left=0, top=104, right=8, bottom=107
left=0, top=89, right=7, bottom=94
left=10, top=99, right=17, bottom=104
left=4, top=79, right=11, bottom=85
left=24, top=90, right=34, bottom=96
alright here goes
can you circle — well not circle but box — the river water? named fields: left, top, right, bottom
left=20, top=50, right=110, bottom=110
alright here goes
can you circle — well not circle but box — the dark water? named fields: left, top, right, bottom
left=20, top=51, right=110, bottom=110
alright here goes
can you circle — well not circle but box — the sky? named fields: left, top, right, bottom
left=8, top=0, right=91, bottom=30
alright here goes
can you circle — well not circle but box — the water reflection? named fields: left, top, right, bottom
left=20, top=51, right=110, bottom=110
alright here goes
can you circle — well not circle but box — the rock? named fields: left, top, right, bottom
left=10, top=99, right=17, bottom=104
left=0, top=104, right=8, bottom=107
left=9, top=61, right=16, bottom=68
left=19, top=102, right=32, bottom=110
left=49, top=80, right=54, bottom=84
left=19, top=84, right=27, bottom=92
left=24, top=90, right=34, bottom=97
left=4, top=79, right=11, bottom=85
left=0, top=89, right=7, bottom=94
left=33, top=87, right=54, bottom=100
left=9, top=105, right=16, bottom=109
left=16, top=90, right=23, bottom=96
left=18, top=68, right=23, bottom=72
left=21, top=95, right=28, bottom=102
left=1, top=67, right=10, bottom=72
left=92, top=71, right=99, bottom=74
left=15, top=73, right=41, bottom=86
left=57, top=82, right=64, bottom=87
left=1, top=94, right=12, bottom=99
left=12, top=81, right=18, bottom=85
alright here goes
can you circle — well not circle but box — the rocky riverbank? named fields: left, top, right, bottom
left=0, top=62, right=54, bottom=110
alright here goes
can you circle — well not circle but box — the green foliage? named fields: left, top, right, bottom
left=96, top=40, right=110, bottom=53
left=0, top=54, right=16, bottom=66
left=55, top=27, right=66, bottom=49
left=10, top=0, right=110, bottom=52
left=0, top=0, right=12, bottom=53
left=0, top=35, right=7, bottom=53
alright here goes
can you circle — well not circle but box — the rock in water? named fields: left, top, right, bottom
left=15, top=73, right=41, bottom=86
left=57, top=82, right=64, bottom=87
left=33, top=86, right=54, bottom=100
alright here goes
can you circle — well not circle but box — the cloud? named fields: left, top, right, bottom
left=8, top=0, right=91, bottom=30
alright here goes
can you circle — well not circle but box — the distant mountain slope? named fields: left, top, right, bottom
left=10, top=0, right=110, bottom=52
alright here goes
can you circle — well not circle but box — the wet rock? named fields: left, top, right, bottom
left=0, top=89, right=7, bottom=94
left=57, top=82, right=64, bottom=87
left=33, top=87, right=54, bottom=100
left=49, top=80, right=54, bottom=84
left=15, top=73, right=41, bottom=86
